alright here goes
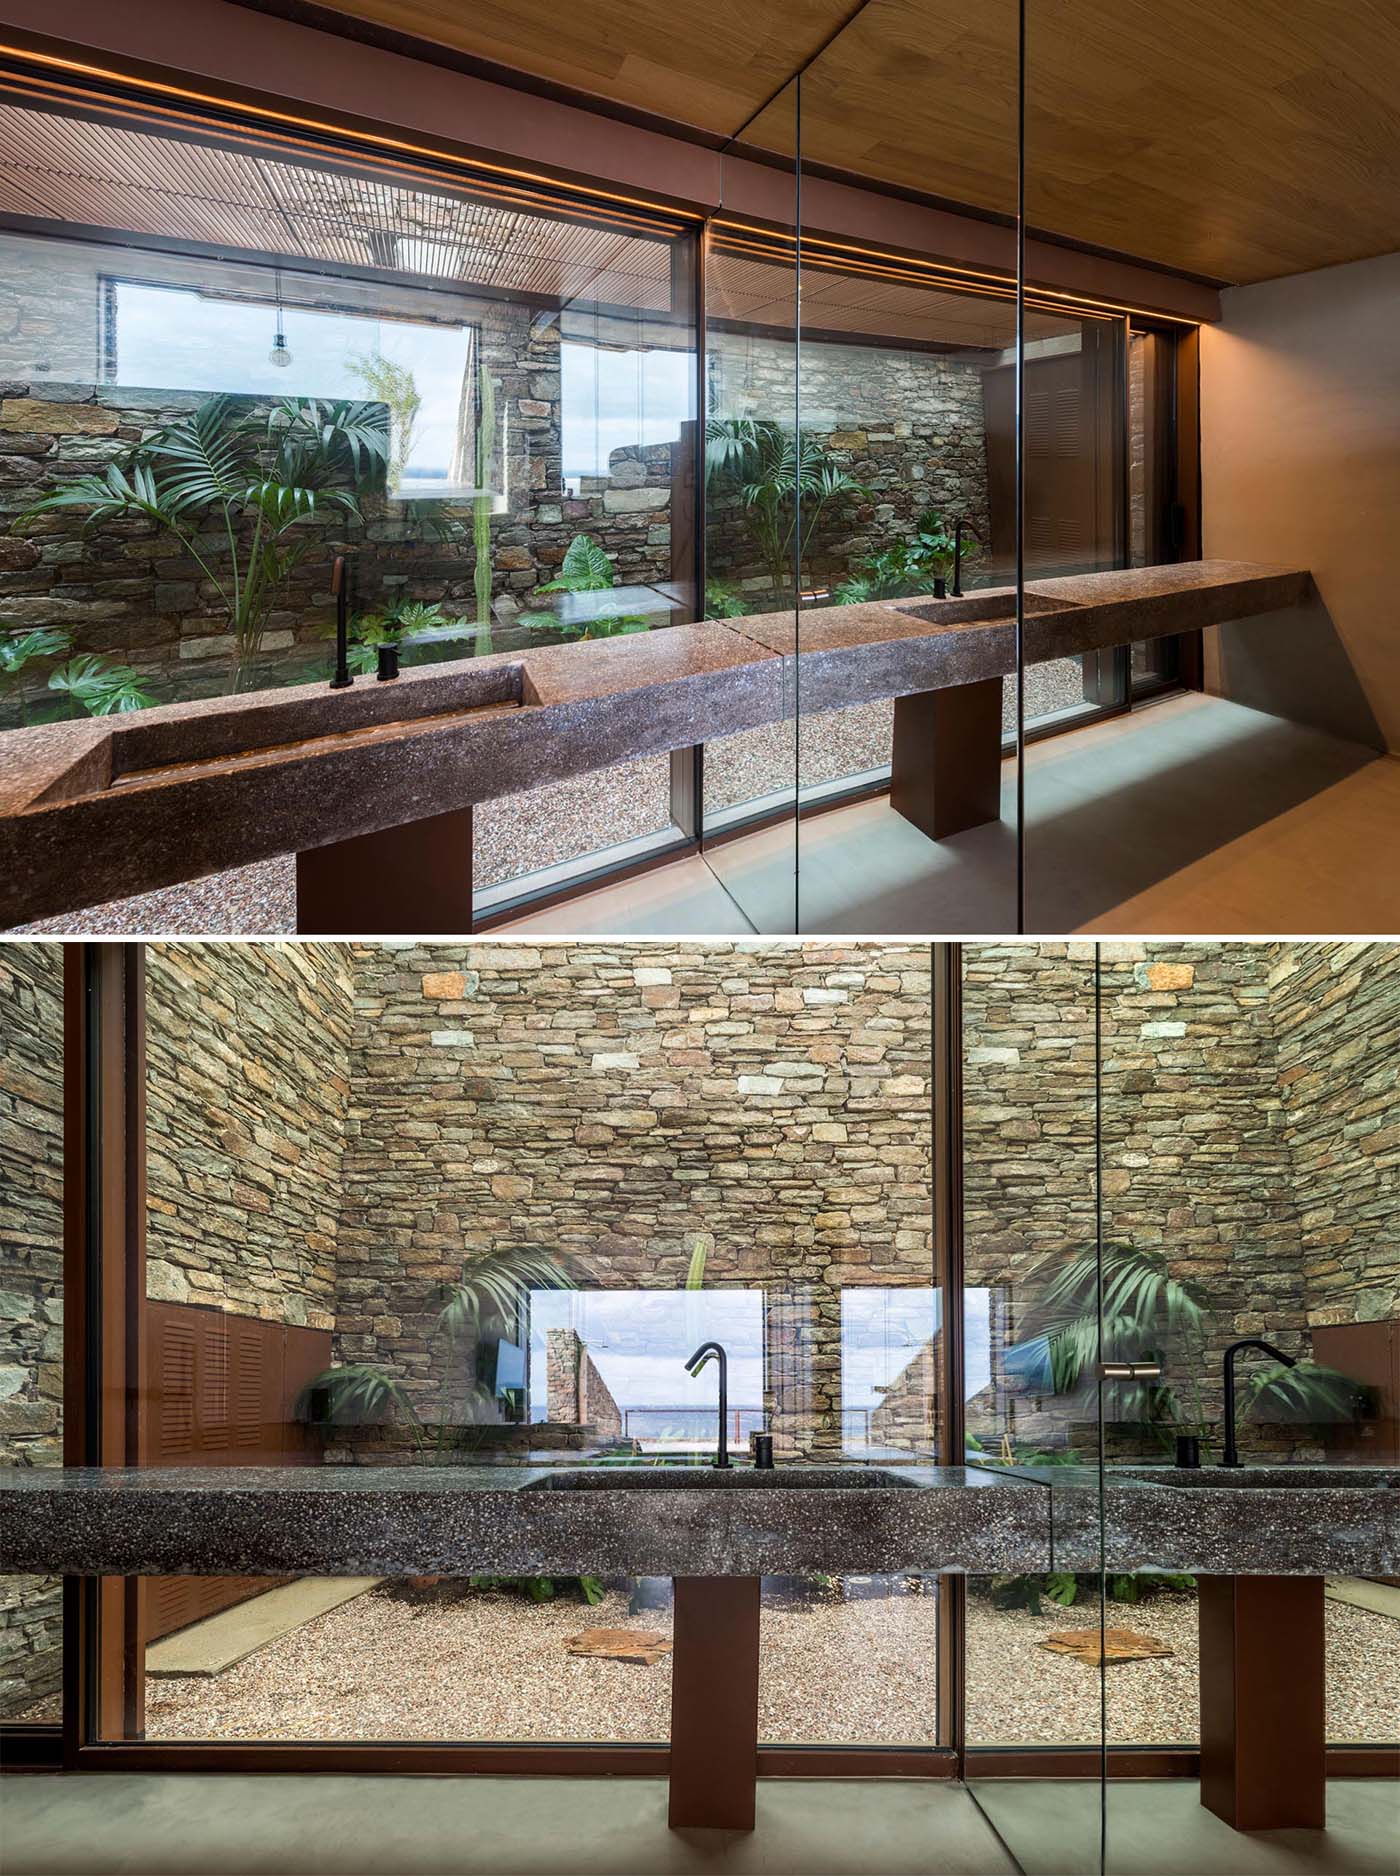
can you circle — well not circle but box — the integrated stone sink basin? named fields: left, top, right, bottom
left=1120, top=1465, right=1400, bottom=1490
left=36, top=658, right=530, bottom=805
left=891, top=589, right=1075, bottom=627
left=523, top=1465, right=919, bottom=1491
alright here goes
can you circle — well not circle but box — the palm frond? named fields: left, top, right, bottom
left=144, top=395, right=255, bottom=511
left=1240, top=1361, right=1373, bottom=1424
left=437, top=1247, right=576, bottom=1340
left=295, top=1362, right=422, bottom=1427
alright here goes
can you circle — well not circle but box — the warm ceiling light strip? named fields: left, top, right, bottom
left=715, top=219, right=1201, bottom=329
left=713, top=230, right=1108, bottom=327
left=0, top=43, right=702, bottom=237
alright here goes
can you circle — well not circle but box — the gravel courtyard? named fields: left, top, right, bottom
left=133, top=1579, right=1399, bottom=1748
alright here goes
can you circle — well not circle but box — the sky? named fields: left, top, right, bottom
left=112, top=282, right=693, bottom=491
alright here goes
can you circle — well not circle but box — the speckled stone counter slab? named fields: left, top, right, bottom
left=0, top=1464, right=1047, bottom=1579
left=997, top=1464, right=1400, bottom=1577
left=0, top=560, right=1308, bottom=925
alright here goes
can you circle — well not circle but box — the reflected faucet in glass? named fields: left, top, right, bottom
left=684, top=1341, right=732, bottom=1469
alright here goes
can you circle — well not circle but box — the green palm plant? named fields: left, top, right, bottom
left=705, top=417, right=871, bottom=598
left=1006, top=1241, right=1371, bottom=1446
left=296, top=1246, right=574, bottom=1453
left=20, top=394, right=389, bottom=689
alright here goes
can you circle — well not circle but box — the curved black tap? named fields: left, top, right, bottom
left=1220, top=1337, right=1295, bottom=1467
left=684, top=1341, right=732, bottom=1469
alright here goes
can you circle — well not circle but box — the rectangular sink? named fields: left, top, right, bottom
left=1116, top=1466, right=1400, bottom=1490
left=891, top=590, right=1074, bottom=627
left=524, top=1465, right=918, bottom=1491
left=39, top=661, right=529, bottom=805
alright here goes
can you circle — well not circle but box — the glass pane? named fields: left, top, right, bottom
left=123, top=939, right=935, bottom=1749
left=697, top=81, right=801, bottom=933
left=962, top=940, right=1106, bottom=1873
left=1098, top=941, right=1400, bottom=1764
left=0, top=943, right=64, bottom=1725
left=0, top=96, right=698, bottom=918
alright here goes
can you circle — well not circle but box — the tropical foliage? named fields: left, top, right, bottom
left=517, top=533, right=650, bottom=640
left=296, top=1245, right=575, bottom=1443
left=1004, top=1239, right=1372, bottom=1443
left=705, top=417, right=870, bottom=597
left=21, top=394, right=390, bottom=687
left=834, top=508, right=980, bottom=604
left=1, top=627, right=156, bottom=722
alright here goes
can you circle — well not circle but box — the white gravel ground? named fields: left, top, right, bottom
left=121, top=1580, right=1398, bottom=1749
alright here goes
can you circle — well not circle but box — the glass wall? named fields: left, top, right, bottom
left=0, top=942, right=64, bottom=1729
left=0, top=94, right=697, bottom=907
left=106, top=940, right=935, bottom=1749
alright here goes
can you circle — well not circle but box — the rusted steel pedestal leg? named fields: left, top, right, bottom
left=668, top=1575, right=760, bottom=1831
left=295, top=805, right=473, bottom=935
left=890, top=677, right=1003, bottom=840
left=1199, top=1574, right=1326, bottom=1831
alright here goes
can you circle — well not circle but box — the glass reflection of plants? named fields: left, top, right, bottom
left=705, top=418, right=870, bottom=600
left=517, top=534, right=650, bottom=640
left=1005, top=1241, right=1371, bottom=1453
left=835, top=509, right=980, bottom=604
left=297, top=1246, right=575, bottom=1455
left=21, top=394, right=389, bottom=691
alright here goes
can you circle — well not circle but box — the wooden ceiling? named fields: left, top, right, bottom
left=276, top=0, right=1400, bottom=285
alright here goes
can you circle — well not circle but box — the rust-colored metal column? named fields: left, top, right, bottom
left=891, top=679, right=1003, bottom=841
left=1198, top=1573, right=1326, bottom=1831
left=668, top=1575, right=761, bottom=1831
left=295, top=805, right=474, bottom=935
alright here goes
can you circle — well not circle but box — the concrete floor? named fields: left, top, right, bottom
left=506, top=695, right=1399, bottom=937
left=3, top=1774, right=1395, bottom=1876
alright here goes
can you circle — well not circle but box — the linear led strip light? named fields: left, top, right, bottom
left=715, top=220, right=1202, bottom=330
left=0, top=41, right=699, bottom=241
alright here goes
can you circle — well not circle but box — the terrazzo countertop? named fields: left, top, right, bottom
left=0, top=1463, right=1046, bottom=1579
left=4, top=1458, right=1395, bottom=1581
left=993, top=1464, right=1400, bottom=1577
left=0, top=560, right=1309, bottom=927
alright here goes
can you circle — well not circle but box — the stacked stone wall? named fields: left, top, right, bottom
left=336, top=942, right=934, bottom=1454
left=1270, top=943, right=1400, bottom=1329
left=143, top=942, right=354, bottom=1326
left=0, top=942, right=64, bottom=1715
left=706, top=329, right=992, bottom=600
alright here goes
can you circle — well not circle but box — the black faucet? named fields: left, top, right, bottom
left=951, top=518, right=965, bottom=598
left=684, top=1341, right=732, bottom=1469
left=329, top=554, right=353, bottom=691
left=1220, top=1337, right=1295, bottom=1467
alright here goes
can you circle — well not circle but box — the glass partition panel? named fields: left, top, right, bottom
left=1099, top=940, right=1400, bottom=1794
left=740, top=0, right=1025, bottom=936
left=697, top=80, right=802, bottom=934
left=0, top=943, right=64, bottom=1730
left=112, top=939, right=937, bottom=1751
left=0, top=93, right=698, bottom=908
left=962, top=939, right=1106, bottom=1874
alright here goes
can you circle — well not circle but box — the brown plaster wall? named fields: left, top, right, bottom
left=1201, top=252, right=1400, bottom=752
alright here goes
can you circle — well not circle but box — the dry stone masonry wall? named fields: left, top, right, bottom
left=0, top=941, right=63, bottom=1715
left=144, top=942, right=354, bottom=1328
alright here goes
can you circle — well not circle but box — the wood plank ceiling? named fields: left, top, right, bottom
left=269, top=0, right=1400, bottom=285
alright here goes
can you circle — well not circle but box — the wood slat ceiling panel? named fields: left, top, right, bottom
left=277, top=0, right=861, bottom=134
left=0, top=100, right=675, bottom=308
left=294, top=0, right=1400, bottom=283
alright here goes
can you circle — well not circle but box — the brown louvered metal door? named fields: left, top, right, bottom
left=145, top=1302, right=329, bottom=1642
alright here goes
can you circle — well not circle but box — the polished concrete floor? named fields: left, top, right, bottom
left=3, top=1774, right=1396, bottom=1876
left=505, top=695, right=1399, bottom=936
